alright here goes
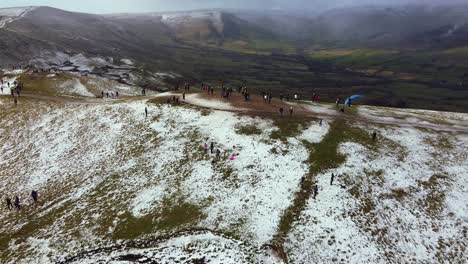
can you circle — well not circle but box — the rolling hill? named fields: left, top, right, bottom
left=1, top=5, right=468, bottom=112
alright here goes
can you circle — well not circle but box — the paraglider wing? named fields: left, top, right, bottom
left=345, top=94, right=364, bottom=106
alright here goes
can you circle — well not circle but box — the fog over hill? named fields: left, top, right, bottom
left=1, top=4, right=468, bottom=112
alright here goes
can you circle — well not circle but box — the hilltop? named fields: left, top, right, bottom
left=0, top=69, right=467, bottom=263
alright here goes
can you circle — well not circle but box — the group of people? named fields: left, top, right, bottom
left=5, top=190, right=38, bottom=211
left=220, top=86, right=233, bottom=99
left=1, top=79, right=23, bottom=105
left=101, top=91, right=119, bottom=99
left=299, top=173, right=340, bottom=200
left=202, top=142, right=241, bottom=163
left=278, top=106, right=294, bottom=117
left=202, top=84, right=215, bottom=96
left=262, top=92, right=273, bottom=104
left=239, top=86, right=251, bottom=101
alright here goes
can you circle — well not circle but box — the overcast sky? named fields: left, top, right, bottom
left=0, top=0, right=466, bottom=14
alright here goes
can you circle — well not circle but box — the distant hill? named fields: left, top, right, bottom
left=1, top=5, right=468, bottom=112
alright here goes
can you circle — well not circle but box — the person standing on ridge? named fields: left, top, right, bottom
left=14, top=196, right=20, bottom=210
left=313, top=185, right=318, bottom=199
left=145, top=107, right=148, bottom=118
left=330, top=173, right=335, bottom=185
left=31, top=190, right=38, bottom=203
left=6, top=197, right=12, bottom=210
left=210, top=142, right=214, bottom=154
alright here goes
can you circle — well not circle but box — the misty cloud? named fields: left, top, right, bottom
left=0, top=0, right=466, bottom=14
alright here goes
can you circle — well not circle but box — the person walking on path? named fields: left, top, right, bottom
left=289, top=106, right=294, bottom=117
left=330, top=173, right=335, bottom=185
left=313, top=185, right=318, bottom=199
left=14, top=196, right=20, bottom=210
left=372, top=131, right=377, bottom=141
left=31, top=190, right=38, bottom=203
left=210, top=142, right=214, bottom=154
left=216, top=149, right=221, bottom=160
left=319, top=119, right=323, bottom=126
left=203, top=143, right=208, bottom=154
left=145, top=107, right=148, bottom=118
left=279, top=107, right=284, bottom=117
left=183, top=92, right=186, bottom=101
left=6, top=197, right=12, bottom=210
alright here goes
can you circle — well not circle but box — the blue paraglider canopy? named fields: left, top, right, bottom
left=345, top=94, right=364, bottom=106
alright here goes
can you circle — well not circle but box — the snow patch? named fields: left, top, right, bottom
left=60, top=79, right=95, bottom=97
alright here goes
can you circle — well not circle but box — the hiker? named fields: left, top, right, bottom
left=31, top=190, right=38, bottom=203
left=203, top=143, right=208, bottom=154
left=372, top=131, right=377, bottom=141
left=142, top=88, right=146, bottom=96
left=210, top=142, right=214, bottom=154
left=347, top=98, right=352, bottom=107
left=289, top=106, right=294, bottom=116
left=335, top=98, right=340, bottom=108
left=1, top=87, right=3, bottom=93
left=116, top=91, right=119, bottom=97
left=216, top=149, right=221, bottom=160
left=300, top=176, right=305, bottom=187
left=14, top=196, right=20, bottom=210
left=182, top=92, right=186, bottom=101
left=279, top=107, right=284, bottom=117
left=330, top=173, right=335, bottom=185
left=229, top=153, right=236, bottom=160
left=313, top=185, right=318, bottom=199
left=101, top=91, right=104, bottom=98
left=6, top=197, right=12, bottom=210
left=319, top=120, right=323, bottom=126
left=145, top=107, right=148, bottom=118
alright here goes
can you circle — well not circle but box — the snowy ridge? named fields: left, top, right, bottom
left=160, top=10, right=224, bottom=33
left=0, top=91, right=467, bottom=262
left=0, top=6, right=36, bottom=28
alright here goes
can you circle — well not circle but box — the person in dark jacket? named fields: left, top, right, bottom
left=6, top=197, right=12, bottom=210
left=31, top=190, right=38, bottom=203
left=313, top=185, right=318, bottom=199
left=14, top=196, right=20, bottom=210
left=330, top=173, right=335, bottom=185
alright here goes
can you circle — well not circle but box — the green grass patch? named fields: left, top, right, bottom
left=113, top=197, right=204, bottom=240
left=236, top=124, right=262, bottom=135
left=270, top=117, right=313, bottom=141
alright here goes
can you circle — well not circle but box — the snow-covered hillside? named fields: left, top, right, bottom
left=160, top=10, right=224, bottom=33
left=0, top=79, right=467, bottom=262
left=0, top=6, right=36, bottom=28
